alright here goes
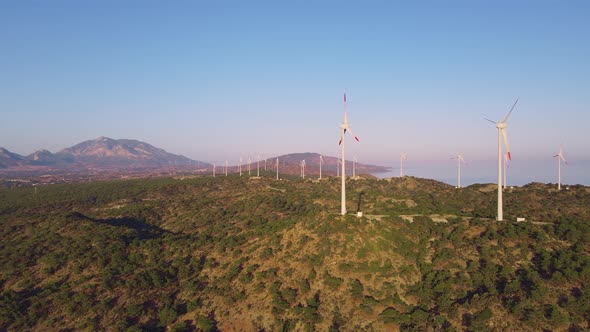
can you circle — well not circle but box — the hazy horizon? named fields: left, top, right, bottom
left=1, top=2, right=589, bottom=177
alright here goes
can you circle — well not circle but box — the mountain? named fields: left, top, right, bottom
left=26, top=149, right=67, bottom=166
left=55, top=136, right=194, bottom=168
left=0, top=147, right=26, bottom=168
left=273, top=152, right=390, bottom=176
left=0, top=137, right=206, bottom=171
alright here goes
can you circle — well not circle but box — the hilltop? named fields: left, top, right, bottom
left=0, top=175, right=589, bottom=331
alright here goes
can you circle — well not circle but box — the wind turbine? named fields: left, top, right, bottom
left=319, top=155, right=324, bottom=180
left=239, top=157, right=242, bottom=176
left=224, top=160, right=228, bottom=176
left=485, top=98, right=518, bottom=221
left=300, top=160, right=306, bottom=179
left=353, top=156, right=357, bottom=178
left=248, top=157, right=251, bottom=176
left=553, top=146, right=567, bottom=190
left=451, top=154, right=465, bottom=188
left=339, top=92, right=360, bottom=215
left=264, top=154, right=267, bottom=171
left=213, top=162, right=216, bottom=177
left=299, top=160, right=303, bottom=177
left=400, top=153, right=407, bottom=177
left=276, top=157, right=279, bottom=180
left=257, top=154, right=260, bottom=177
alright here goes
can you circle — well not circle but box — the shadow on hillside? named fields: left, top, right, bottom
left=67, top=211, right=168, bottom=240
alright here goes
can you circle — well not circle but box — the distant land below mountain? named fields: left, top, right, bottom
left=0, top=138, right=390, bottom=180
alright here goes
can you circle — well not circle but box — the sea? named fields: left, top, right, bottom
left=373, top=159, right=590, bottom=187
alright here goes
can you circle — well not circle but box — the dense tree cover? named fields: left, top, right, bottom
left=0, top=175, right=589, bottom=330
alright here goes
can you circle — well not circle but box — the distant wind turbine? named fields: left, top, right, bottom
left=485, top=98, right=518, bottom=221
left=451, top=154, right=465, bottom=188
left=213, top=162, right=216, bottom=177
left=339, top=92, right=360, bottom=215
left=319, top=155, right=324, bottom=180
left=353, top=156, right=357, bottom=178
left=248, top=157, right=251, bottom=176
left=276, top=157, right=279, bottom=180
left=300, top=160, right=306, bottom=179
left=400, top=152, right=407, bottom=177
left=553, top=146, right=567, bottom=190
left=239, top=157, right=242, bottom=176
left=224, top=160, right=228, bottom=176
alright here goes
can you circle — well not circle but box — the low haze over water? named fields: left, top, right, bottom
left=375, top=159, right=590, bottom=187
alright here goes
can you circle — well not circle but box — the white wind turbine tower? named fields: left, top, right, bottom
left=485, top=98, right=518, bottom=221
left=213, top=162, right=216, bottom=177
left=224, top=160, right=228, bottom=176
left=353, top=156, right=357, bottom=178
left=319, top=155, right=324, bottom=180
left=257, top=154, right=260, bottom=177
left=276, top=157, right=279, bottom=180
left=339, top=92, right=360, bottom=215
left=264, top=154, right=267, bottom=171
left=239, top=157, right=242, bottom=176
left=400, top=153, right=407, bottom=177
left=248, top=157, right=251, bottom=176
left=451, top=154, right=465, bottom=188
left=553, top=146, right=567, bottom=190
left=300, top=160, right=306, bottom=179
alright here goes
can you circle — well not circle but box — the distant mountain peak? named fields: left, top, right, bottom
left=0, top=147, right=23, bottom=159
left=55, top=137, right=196, bottom=168
left=28, top=149, right=56, bottom=162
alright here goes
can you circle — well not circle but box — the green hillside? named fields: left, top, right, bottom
left=1, top=174, right=589, bottom=331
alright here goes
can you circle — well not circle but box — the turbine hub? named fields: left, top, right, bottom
left=496, top=122, right=507, bottom=129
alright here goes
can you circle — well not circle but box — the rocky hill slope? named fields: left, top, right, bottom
left=1, top=176, right=589, bottom=331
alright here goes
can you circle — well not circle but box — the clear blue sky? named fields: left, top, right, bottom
left=1, top=1, right=589, bottom=168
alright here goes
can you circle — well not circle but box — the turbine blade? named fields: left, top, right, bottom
left=347, top=127, right=360, bottom=142
left=503, top=97, right=519, bottom=123
left=484, top=118, right=496, bottom=124
left=501, top=129, right=511, bottom=160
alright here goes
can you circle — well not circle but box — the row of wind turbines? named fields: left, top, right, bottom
left=207, top=153, right=357, bottom=181
left=338, top=94, right=569, bottom=221
left=200, top=93, right=569, bottom=221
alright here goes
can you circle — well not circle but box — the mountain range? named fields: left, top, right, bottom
left=0, top=137, right=389, bottom=175
left=0, top=137, right=197, bottom=169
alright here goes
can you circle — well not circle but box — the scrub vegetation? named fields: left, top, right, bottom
left=1, top=174, right=589, bottom=331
